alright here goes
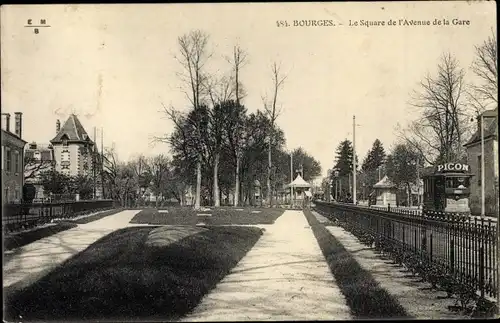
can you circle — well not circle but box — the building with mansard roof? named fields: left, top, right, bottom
left=50, top=114, right=103, bottom=199
left=50, top=114, right=95, bottom=177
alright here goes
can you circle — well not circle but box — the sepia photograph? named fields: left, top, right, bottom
left=1, top=1, right=498, bottom=321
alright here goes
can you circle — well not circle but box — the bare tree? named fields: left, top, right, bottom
left=205, top=74, right=234, bottom=106
left=129, top=153, right=148, bottom=186
left=226, top=45, right=249, bottom=105
left=397, top=53, right=470, bottom=165
left=170, top=29, right=212, bottom=210
left=469, top=30, right=498, bottom=113
left=147, top=154, right=171, bottom=207
left=225, top=45, right=249, bottom=206
left=262, top=61, right=287, bottom=207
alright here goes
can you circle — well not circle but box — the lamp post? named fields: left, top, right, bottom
left=328, top=179, right=333, bottom=202
left=353, top=115, right=357, bottom=204
left=290, top=149, right=294, bottom=207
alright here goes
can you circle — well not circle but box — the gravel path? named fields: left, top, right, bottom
left=3, top=210, right=139, bottom=290
left=183, top=210, right=351, bottom=321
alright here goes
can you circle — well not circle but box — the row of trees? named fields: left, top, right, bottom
left=155, top=30, right=321, bottom=208
left=323, top=31, right=497, bottom=205
left=324, top=138, right=423, bottom=206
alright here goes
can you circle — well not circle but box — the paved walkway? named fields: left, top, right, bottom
left=3, top=210, right=139, bottom=290
left=183, top=210, right=351, bottom=321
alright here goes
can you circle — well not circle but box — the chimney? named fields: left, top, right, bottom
left=56, top=119, right=61, bottom=133
left=2, top=113, right=10, bottom=132
left=14, top=112, right=22, bottom=138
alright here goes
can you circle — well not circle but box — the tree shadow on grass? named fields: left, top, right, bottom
left=4, top=226, right=263, bottom=322
left=303, top=209, right=413, bottom=320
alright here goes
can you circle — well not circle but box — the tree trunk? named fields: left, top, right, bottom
left=195, top=157, right=202, bottom=210
left=234, top=157, right=240, bottom=207
left=213, top=152, right=220, bottom=207
left=267, top=144, right=272, bottom=207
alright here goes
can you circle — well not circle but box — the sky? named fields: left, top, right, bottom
left=1, top=2, right=496, bottom=182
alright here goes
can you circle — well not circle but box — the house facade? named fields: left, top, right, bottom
left=464, top=108, right=498, bottom=216
left=1, top=112, right=27, bottom=203
left=50, top=114, right=103, bottom=198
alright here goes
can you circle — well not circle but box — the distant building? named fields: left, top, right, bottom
left=24, top=142, right=56, bottom=201
left=464, top=108, right=498, bottom=216
left=1, top=112, right=27, bottom=203
left=50, top=114, right=103, bottom=198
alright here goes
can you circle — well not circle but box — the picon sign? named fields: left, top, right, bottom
left=436, top=163, right=470, bottom=173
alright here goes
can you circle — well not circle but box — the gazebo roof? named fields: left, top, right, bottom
left=373, top=175, right=396, bottom=189
left=286, top=174, right=311, bottom=188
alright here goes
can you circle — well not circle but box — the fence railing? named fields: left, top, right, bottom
left=314, top=201, right=498, bottom=304
left=2, top=199, right=115, bottom=232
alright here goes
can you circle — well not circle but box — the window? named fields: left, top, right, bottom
left=477, top=155, right=482, bottom=186
left=446, top=177, right=470, bottom=189
left=61, top=150, right=70, bottom=162
left=14, top=151, right=20, bottom=173
left=4, top=188, right=8, bottom=201
left=6, top=147, right=11, bottom=172
left=1, top=146, right=3, bottom=169
left=15, top=189, right=19, bottom=201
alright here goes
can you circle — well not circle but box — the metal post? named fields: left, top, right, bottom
left=290, top=151, right=294, bottom=207
left=353, top=115, right=357, bottom=205
left=416, top=156, right=420, bottom=208
left=481, top=114, right=485, bottom=218
left=93, top=126, right=97, bottom=200
left=101, top=127, right=104, bottom=199
left=339, top=178, right=342, bottom=201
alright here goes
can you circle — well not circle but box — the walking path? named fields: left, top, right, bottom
left=183, top=210, right=352, bottom=321
left=3, top=210, right=139, bottom=290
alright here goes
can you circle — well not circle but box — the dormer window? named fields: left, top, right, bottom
left=61, top=134, right=69, bottom=147
left=83, top=134, right=88, bottom=140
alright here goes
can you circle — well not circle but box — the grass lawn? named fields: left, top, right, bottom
left=130, top=206, right=285, bottom=225
left=3, top=222, right=78, bottom=251
left=303, top=209, right=412, bottom=320
left=4, top=225, right=263, bottom=321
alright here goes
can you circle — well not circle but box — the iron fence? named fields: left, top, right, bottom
left=314, top=201, right=498, bottom=302
left=2, top=199, right=115, bottom=232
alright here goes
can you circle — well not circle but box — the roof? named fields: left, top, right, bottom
left=1, top=129, right=27, bottom=145
left=464, top=108, right=498, bottom=147
left=373, top=175, right=396, bottom=188
left=287, top=174, right=311, bottom=188
left=50, top=114, right=92, bottom=144
left=25, top=145, right=55, bottom=161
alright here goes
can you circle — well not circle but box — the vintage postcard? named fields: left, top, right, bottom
left=2, top=1, right=498, bottom=321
